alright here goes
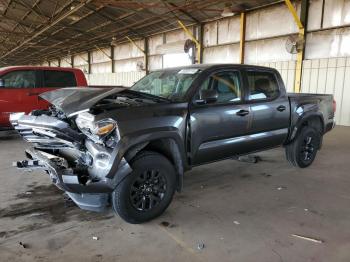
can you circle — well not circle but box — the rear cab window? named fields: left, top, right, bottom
left=1, top=70, right=37, bottom=88
left=43, top=70, right=77, bottom=88
left=246, top=70, right=280, bottom=101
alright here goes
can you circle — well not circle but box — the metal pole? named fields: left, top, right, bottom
left=239, top=12, right=246, bottom=64
left=285, top=0, right=308, bottom=93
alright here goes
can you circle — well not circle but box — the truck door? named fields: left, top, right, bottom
left=0, top=70, right=38, bottom=128
left=243, top=69, right=290, bottom=151
left=36, top=69, right=78, bottom=109
left=190, top=69, right=251, bottom=165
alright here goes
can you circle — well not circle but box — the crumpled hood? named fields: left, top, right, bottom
left=40, top=87, right=127, bottom=117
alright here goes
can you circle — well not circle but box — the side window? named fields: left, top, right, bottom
left=246, top=71, right=279, bottom=101
left=1, top=70, right=36, bottom=88
left=199, top=71, right=241, bottom=103
left=43, top=70, right=77, bottom=88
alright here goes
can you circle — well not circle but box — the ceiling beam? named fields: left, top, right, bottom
left=0, top=0, right=93, bottom=60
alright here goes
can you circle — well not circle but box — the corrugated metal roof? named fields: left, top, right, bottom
left=0, top=0, right=279, bottom=66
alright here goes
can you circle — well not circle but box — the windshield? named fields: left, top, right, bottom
left=130, top=68, right=200, bottom=101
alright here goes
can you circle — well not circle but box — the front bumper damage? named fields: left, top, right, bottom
left=11, top=113, right=132, bottom=212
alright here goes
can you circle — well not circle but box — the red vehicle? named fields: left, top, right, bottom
left=0, top=66, right=88, bottom=130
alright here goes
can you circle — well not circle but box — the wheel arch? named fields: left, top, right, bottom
left=116, top=131, right=187, bottom=192
left=288, top=113, right=325, bottom=144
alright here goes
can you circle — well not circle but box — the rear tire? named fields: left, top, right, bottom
left=112, top=151, right=176, bottom=224
left=285, top=126, right=321, bottom=168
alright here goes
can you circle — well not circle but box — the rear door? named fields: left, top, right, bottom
left=243, top=69, right=290, bottom=151
left=0, top=70, right=38, bottom=127
left=36, top=70, right=78, bottom=109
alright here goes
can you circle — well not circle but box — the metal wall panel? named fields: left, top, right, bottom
left=245, top=37, right=297, bottom=64
left=305, top=28, right=350, bottom=59
left=91, top=48, right=111, bottom=63
left=149, top=34, right=164, bottom=55
left=114, top=40, right=144, bottom=60
left=166, top=28, right=189, bottom=43
left=323, top=0, right=350, bottom=28
left=307, top=0, right=323, bottom=31
left=91, top=61, right=112, bottom=74
left=218, top=16, right=240, bottom=44
left=149, top=55, right=163, bottom=70
left=50, top=59, right=59, bottom=67
left=73, top=53, right=88, bottom=66
left=203, top=44, right=240, bottom=63
left=113, top=57, right=144, bottom=73
left=60, top=56, right=72, bottom=67
left=301, top=57, right=350, bottom=126
left=87, top=72, right=145, bottom=87
left=246, top=3, right=299, bottom=41
left=203, top=21, right=218, bottom=47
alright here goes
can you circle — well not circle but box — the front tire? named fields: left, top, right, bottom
left=112, top=151, right=176, bottom=224
left=285, top=126, right=321, bottom=168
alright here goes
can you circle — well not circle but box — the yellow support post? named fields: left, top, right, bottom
left=126, top=36, right=145, bottom=54
left=177, top=20, right=201, bottom=64
left=239, top=12, right=246, bottom=64
left=94, top=45, right=112, bottom=60
left=285, top=0, right=305, bottom=93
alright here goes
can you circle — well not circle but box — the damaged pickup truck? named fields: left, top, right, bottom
left=11, top=64, right=336, bottom=224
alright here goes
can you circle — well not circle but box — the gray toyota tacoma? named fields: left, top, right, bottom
left=11, top=64, right=336, bottom=224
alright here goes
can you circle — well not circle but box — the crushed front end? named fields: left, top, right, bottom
left=10, top=106, right=131, bottom=212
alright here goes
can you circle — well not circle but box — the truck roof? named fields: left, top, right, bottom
left=155, top=63, right=277, bottom=72
left=0, top=66, right=83, bottom=73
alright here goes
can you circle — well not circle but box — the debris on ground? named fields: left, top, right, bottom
left=233, top=220, right=240, bottom=225
left=197, top=241, right=205, bottom=250
left=277, top=186, right=287, bottom=191
left=19, top=242, right=28, bottom=248
left=237, top=155, right=261, bottom=163
left=28, top=212, right=45, bottom=217
left=160, top=221, right=176, bottom=228
left=92, top=236, right=99, bottom=240
left=160, top=221, right=170, bottom=227
left=291, top=234, right=324, bottom=244
left=261, top=173, right=272, bottom=178
left=304, top=208, right=309, bottom=212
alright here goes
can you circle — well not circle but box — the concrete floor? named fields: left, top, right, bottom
left=0, top=127, right=349, bottom=262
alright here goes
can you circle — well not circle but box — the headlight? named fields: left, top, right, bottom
left=76, top=112, right=119, bottom=144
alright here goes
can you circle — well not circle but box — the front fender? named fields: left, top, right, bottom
left=106, top=127, right=186, bottom=179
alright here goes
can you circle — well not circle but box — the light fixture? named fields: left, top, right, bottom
left=111, top=37, right=118, bottom=47
left=68, top=14, right=80, bottom=21
left=221, top=3, right=235, bottom=17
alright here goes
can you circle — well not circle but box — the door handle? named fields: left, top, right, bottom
left=236, top=109, right=249, bottom=117
left=277, top=105, right=286, bottom=112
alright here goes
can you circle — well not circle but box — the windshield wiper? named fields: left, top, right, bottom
left=126, top=90, right=171, bottom=103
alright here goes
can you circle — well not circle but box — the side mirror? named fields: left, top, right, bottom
left=0, top=79, right=4, bottom=88
left=196, top=89, right=218, bottom=104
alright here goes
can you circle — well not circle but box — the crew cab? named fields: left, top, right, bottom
left=0, top=66, right=87, bottom=130
left=11, top=64, right=335, bottom=224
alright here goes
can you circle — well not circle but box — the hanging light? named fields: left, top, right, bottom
left=221, top=3, right=235, bottom=17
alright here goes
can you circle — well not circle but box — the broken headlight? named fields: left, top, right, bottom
left=75, top=112, right=119, bottom=144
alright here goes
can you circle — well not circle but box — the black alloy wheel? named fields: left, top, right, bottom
left=130, top=169, right=167, bottom=211
left=112, top=151, right=176, bottom=224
